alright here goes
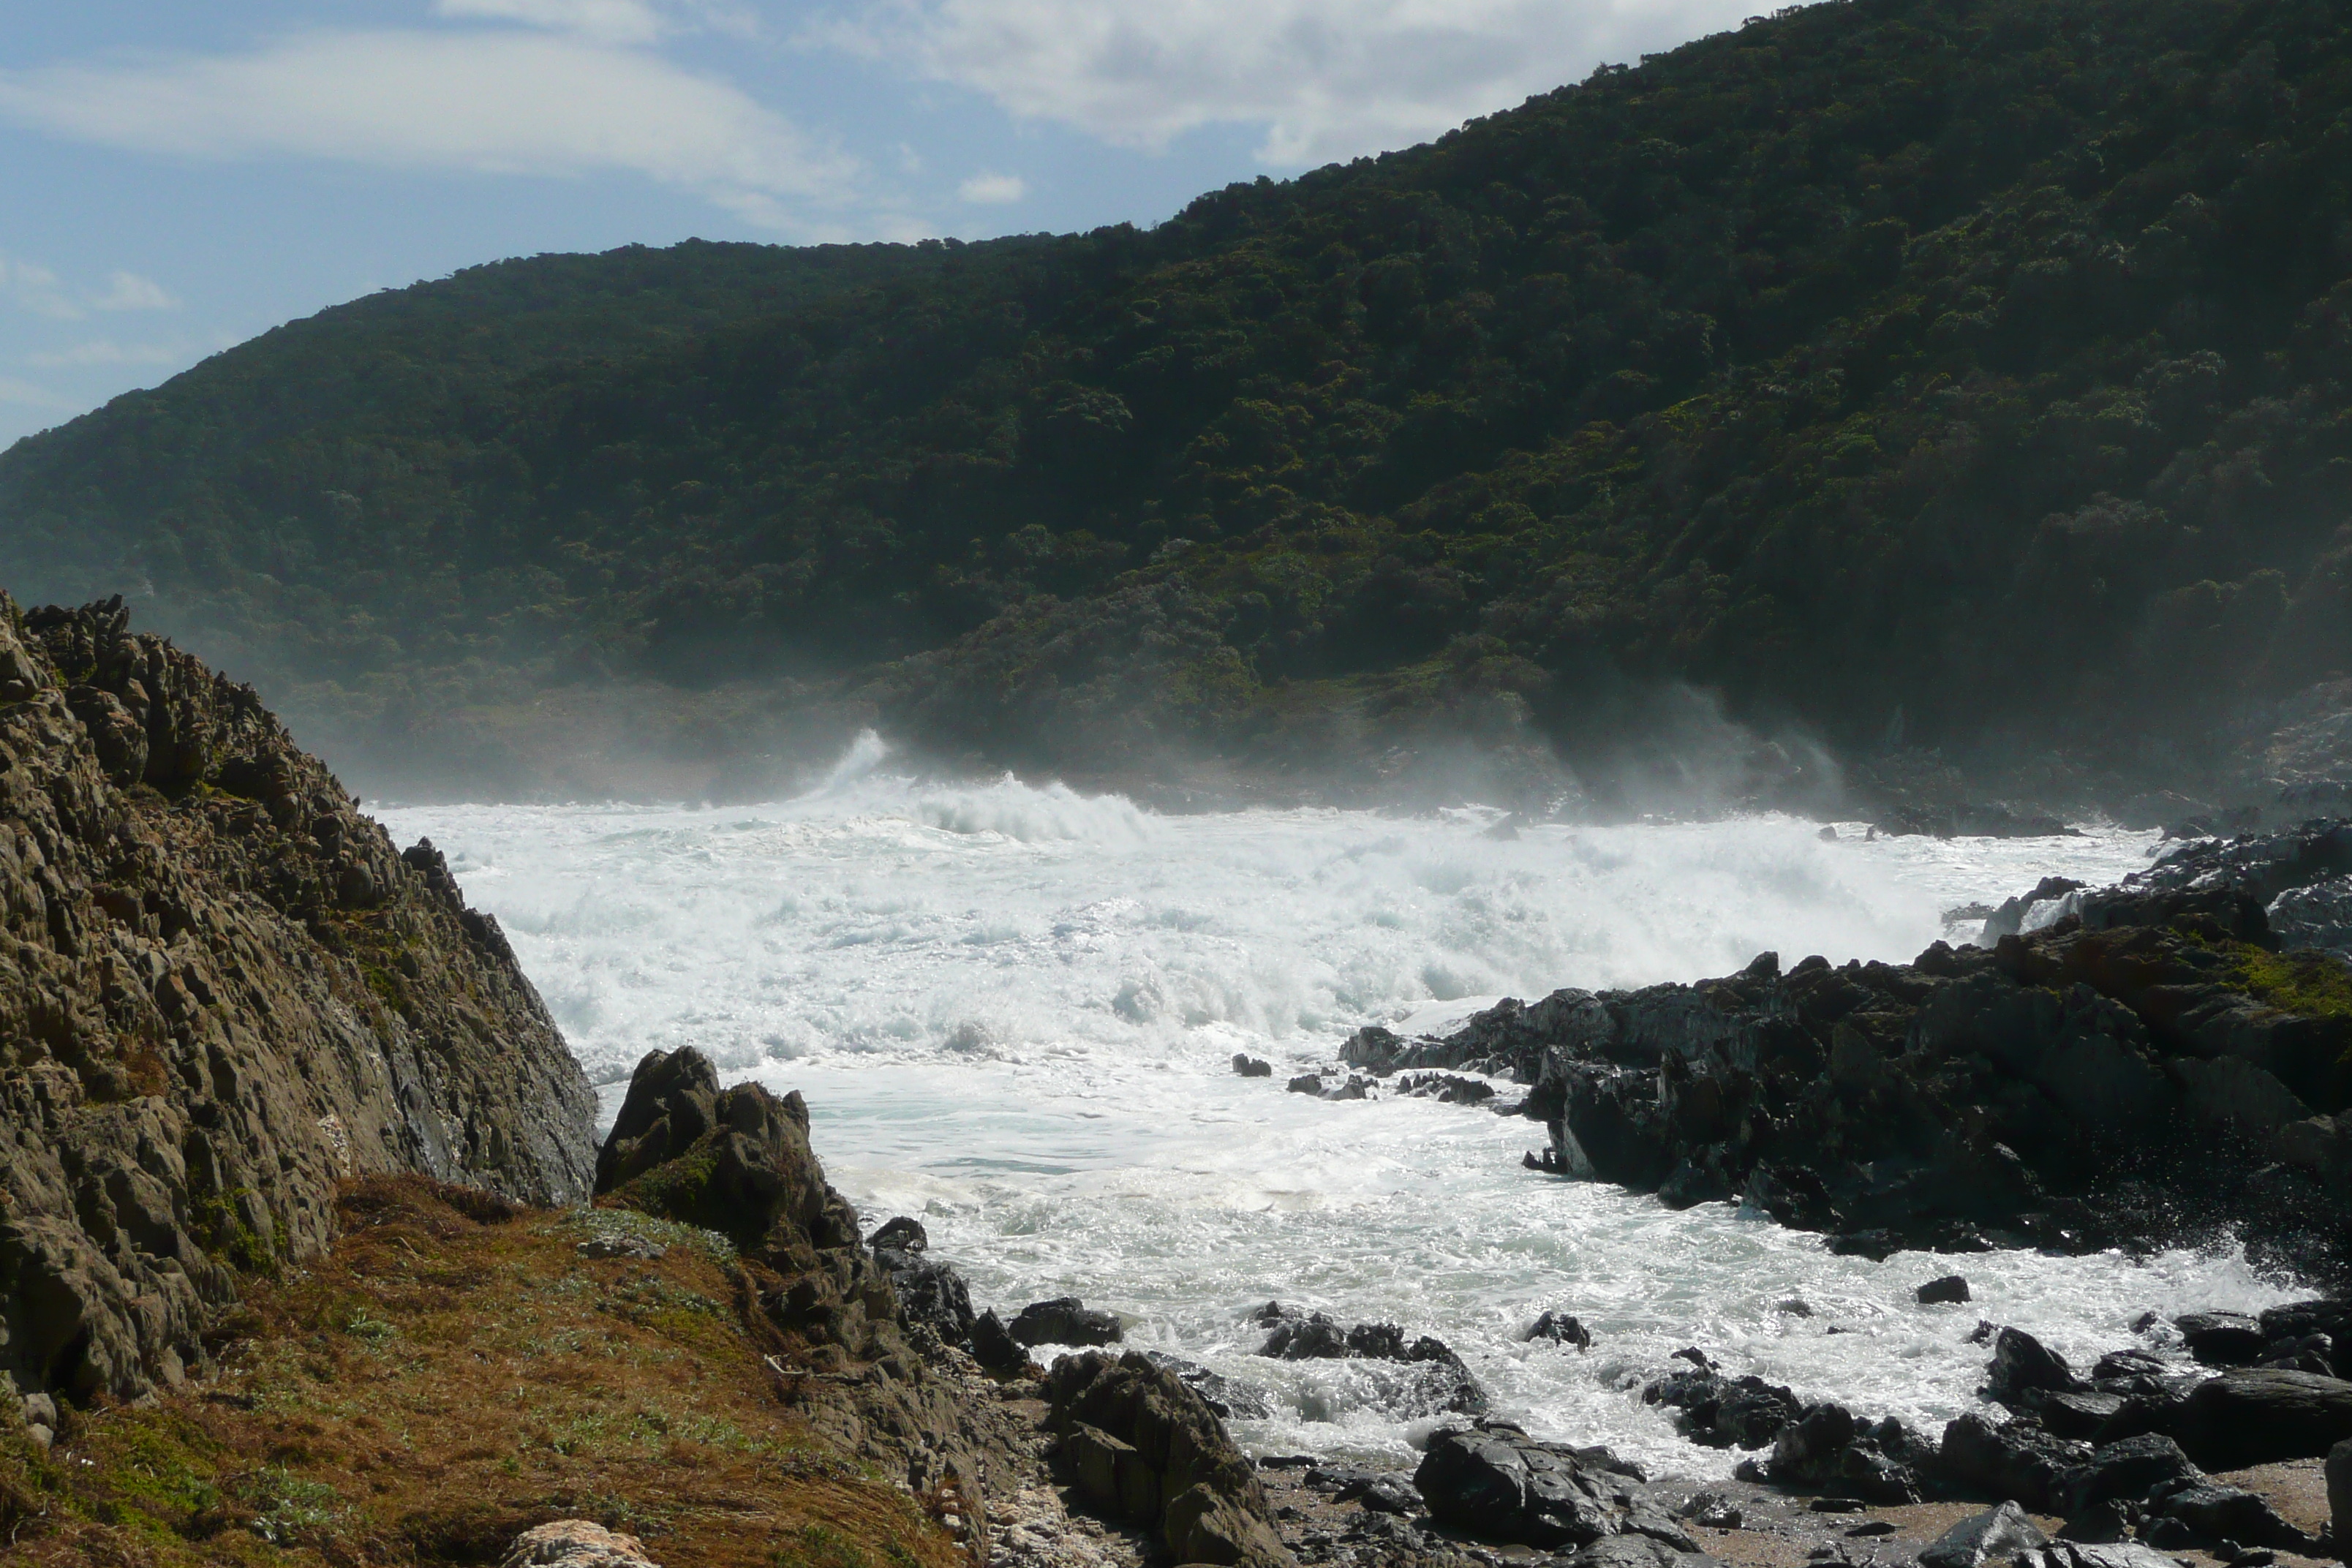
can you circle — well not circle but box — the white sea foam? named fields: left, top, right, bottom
left=377, top=764, right=2285, bottom=1476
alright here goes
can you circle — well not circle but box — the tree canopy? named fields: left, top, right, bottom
left=7, top=0, right=2351, bottom=788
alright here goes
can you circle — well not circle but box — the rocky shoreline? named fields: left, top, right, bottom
left=1315, top=821, right=2352, bottom=1282
left=4, top=590, right=2351, bottom=1568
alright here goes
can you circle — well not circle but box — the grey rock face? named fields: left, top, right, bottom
left=0, top=593, right=595, bottom=1405
left=1920, top=1501, right=2050, bottom=1568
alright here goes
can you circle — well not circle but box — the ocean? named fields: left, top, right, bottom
left=375, top=742, right=2287, bottom=1475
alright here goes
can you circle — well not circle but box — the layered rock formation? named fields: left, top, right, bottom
left=0, top=593, right=595, bottom=1405
left=1343, top=821, right=2352, bottom=1275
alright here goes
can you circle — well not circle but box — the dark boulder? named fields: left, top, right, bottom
left=1262, top=1311, right=1352, bottom=1360
left=1233, top=1055, right=1274, bottom=1077
left=2064, top=1433, right=2200, bottom=1512
left=1259, top=1313, right=1483, bottom=1413
left=1939, top=1411, right=2093, bottom=1512
left=1988, top=1327, right=2088, bottom=1404
left=1048, top=1351, right=1292, bottom=1568
left=1920, top=1502, right=2049, bottom=1568
left=1529, top=1311, right=1595, bottom=1349
left=1918, top=1275, right=1972, bottom=1305
left=1009, top=1296, right=1123, bottom=1347
left=2176, top=1311, right=2267, bottom=1368
left=870, top=1215, right=928, bottom=1253
left=1766, top=1405, right=1927, bottom=1503
left=2153, top=1482, right=2320, bottom=1551
left=882, top=1254, right=976, bottom=1349
left=1286, top=1074, right=1322, bottom=1095
left=2171, top=1368, right=2352, bottom=1468
left=1142, top=1351, right=1273, bottom=1421
left=1414, top=1422, right=1693, bottom=1550
left=596, top=1048, right=886, bottom=1345
left=970, top=1308, right=1030, bottom=1373
left=2038, top=1390, right=2130, bottom=1439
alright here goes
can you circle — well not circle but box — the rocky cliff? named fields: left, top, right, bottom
left=1342, top=823, right=2352, bottom=1278
left=0, top=593, right=595, bottom=1407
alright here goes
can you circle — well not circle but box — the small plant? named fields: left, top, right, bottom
left=777, top=1522, right=877, bottom=1568
left=235, top=1466, right=344, bottom=1546
left=344, top=1307, right=399, bottom=1346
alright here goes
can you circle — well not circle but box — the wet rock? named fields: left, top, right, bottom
left=2326, top=1438, right=2352, bottom=1553
left=2092, top=1349, right=2170, bottom=1383
left=1678, top=1490, right=1743, bottom=1529
left=2017, top=1543, right=2182, bottom=1568
left=885, top=1254, right=977, bottom=1349
left=1232, top=1055, right=1274, bottom=1077
left=2177, top=1311, right=2268, bottom=1367
left=1918, top=1275, right=1972, bottom=1305
left=2155, top=1482, right=2320, bottom=1551
left=2038, top=1390, right=2130, bottom=1439
left=1989, top=1327, right=2089, bottom=1403
left=2066, top=1433, right=2201, bottom=1511
left=1397, top=1072, right=1497, bottom=1104
left=1048, top=1350, right=1292, bottom=1568
left=1528, top=1311, right=1594, bottom=1349
left=970, top=1308, right=1030, bottom=1373
left=870, top=1215, right=928, bottom=1253
left=1920, top=1501, right=2049, bottom=1568
left=1286, top=1074, right=1322, bottom=1095
left=1414, top=1421, right=1689, bottom=1550
left=1142, top=1351, right=1273, bottom=1422
left=1009, top=1297, right=1123, bottom=1348
left=2174, top=1368, right=2352, bottom=1468
left=1766, top=1404, right=1926, bottom=1503
left=2058, top=1499, right=2131, bottom=1543
left=1939, top=1411, right=2092, bottom=1512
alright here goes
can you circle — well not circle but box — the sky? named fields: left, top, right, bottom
left=0, top=0, right=1763, bottom=450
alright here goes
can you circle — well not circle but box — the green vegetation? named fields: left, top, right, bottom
left=2221, top=941, right=2352, bottom=1018
left=6, top=0, right=2352, bottom=784
left=0, top=1177, right=962, bottom=1566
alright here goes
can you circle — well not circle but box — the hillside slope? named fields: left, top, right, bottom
left=0, top=593, right=594, bottom=1406
left=4, top=0, right=2351, bottom=797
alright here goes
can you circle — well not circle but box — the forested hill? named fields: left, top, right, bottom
left=7, top=0, right=2352, bottom=800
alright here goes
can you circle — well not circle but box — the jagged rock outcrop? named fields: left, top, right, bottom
left=0, top=593, right=596, bottom=1407
left=1047, top=1349, right=1295, bottom=1568
left=1337, top=822, right=2352, bottom=1274
left=595, top=1046, right=892, bottom=1348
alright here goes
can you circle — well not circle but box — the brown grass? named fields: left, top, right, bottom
left=0, top=1177, right=966, bottom=1568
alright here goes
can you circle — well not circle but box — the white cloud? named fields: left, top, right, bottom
left=91, top=271, right=178, bottom=312
left=434, top=0, right=670, bottom=46
left=957, top=170, right=1025, bottom=203
left=0, top=255, right=82, bottom=320
left=0, top=375, right=68, bottom=408
left=0, top=30, right=857, bottom=232
left=835, top=0, right=1762, bottom=165
left=23, top=339, right=189, bottom=369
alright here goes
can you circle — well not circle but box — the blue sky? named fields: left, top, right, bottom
left=1, top=0, right=1759, bottom=449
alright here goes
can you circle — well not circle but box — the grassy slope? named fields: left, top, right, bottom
left=0, top=1178, right=965, bottom=1567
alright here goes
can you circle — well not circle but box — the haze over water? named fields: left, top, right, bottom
left=377, top=747, right=2290, bottom=1477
